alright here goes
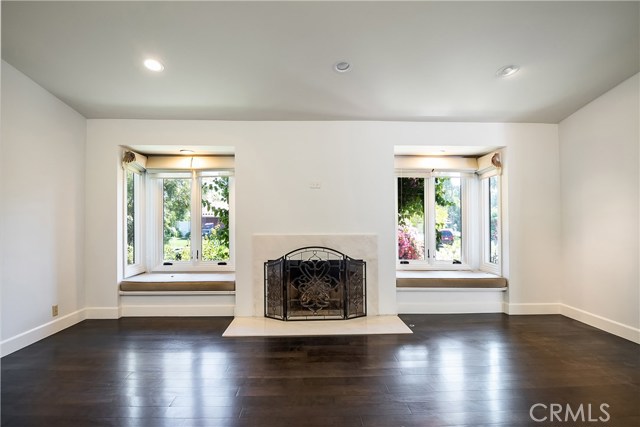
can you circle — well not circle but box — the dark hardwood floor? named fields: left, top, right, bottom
left=2, top=314, right=639, bottom=427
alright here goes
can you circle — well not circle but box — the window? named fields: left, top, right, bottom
left=434, top=176, right=463, bottom=263
left=124, top=167, right=144, bottom=277
left=162, top=177, right=192, bottom=261
left=151, top=171, right=233, bottom=271
left=482, top=174, right=501, bottom=272
left=397, top=173, right=467, bottom=268
left=201, top=176, right=231, bottom=262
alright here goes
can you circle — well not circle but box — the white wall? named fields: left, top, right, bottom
left=1, top=61, right=86, bottom=354
left=500, top=124, right=563, bottom=313
left=85, top=120, right=562, bottom=317
left=559, top=74, right=639, bottom=340
left=1, top=59, right=634, bottom=349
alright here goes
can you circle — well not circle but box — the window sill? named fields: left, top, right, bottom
left=396, top=264, right=472, bottom=271
left=151, top=264, right=235, bottom=273
left=119, top=272, right=235, bottom=293
left=396, top=270, right=507, bottom=289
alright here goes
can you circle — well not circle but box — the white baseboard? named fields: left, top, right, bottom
left=0, top=309, right=86, bottom=357
left=120, top=304, right=235, bottom=317
left=560, top=304, right=640, bottom=344
left=85, top=306, right=121, bottom=319
left=502, top=302, right=640, bottom=344
left=502, top=302, right=561, bottom=315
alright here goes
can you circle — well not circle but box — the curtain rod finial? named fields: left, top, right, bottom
left=491, top=153, right=502, bottom=168
left=123, top=151, right=136, bottom=164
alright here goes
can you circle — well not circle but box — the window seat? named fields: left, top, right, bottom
left=396, top=270, right=507, bottom=289
left=119, top=273, right=235, bottom=293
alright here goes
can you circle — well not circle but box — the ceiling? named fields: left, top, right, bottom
left=2, top=1, right=638, bottom=123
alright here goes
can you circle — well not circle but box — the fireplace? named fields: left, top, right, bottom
left=264, top=247, right=366, bottom=321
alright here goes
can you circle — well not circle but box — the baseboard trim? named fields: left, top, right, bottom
left=85, top=307, right=121, bottom=319
left=502, top=302, right=561, bottom=315
left=560, top=304, right=640, bottom=344
left=398, top=302, right=503, bottom=314
left=502, top=302, right=640, bottom=344
left=0, top=309, right=87, bottom=357
left=120, top=304, right=235, bottom=317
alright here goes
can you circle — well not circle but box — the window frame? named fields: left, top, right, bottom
left=148, top=170, right=235, bottom=272
left=123, top=166, right=145, bottom=278
left=480, top=172, right=502, bottom=275
left=396, top=171, right=471, bottom=270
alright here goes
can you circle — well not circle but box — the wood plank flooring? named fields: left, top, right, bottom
left=2, top=314, right=639, bottom=426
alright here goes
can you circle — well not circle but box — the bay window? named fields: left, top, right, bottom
left=395, top=151, right=503, bottom=273
left=121, top=150, right=235, bottom=277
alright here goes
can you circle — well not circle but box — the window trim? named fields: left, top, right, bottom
left=123, top=166, right=145, bottom=278
left=148, top=170, right=235, bottom=272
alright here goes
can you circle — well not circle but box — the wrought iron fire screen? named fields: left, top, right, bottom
left=264, top=247, right=366, bottom=321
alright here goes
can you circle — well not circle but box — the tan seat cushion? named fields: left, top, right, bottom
left=120, top=273, right=235, bottom=292
left=396, top=271, right=507, bottom=289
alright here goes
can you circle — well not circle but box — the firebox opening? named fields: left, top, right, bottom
left=264, top=247, right=366, bottom=321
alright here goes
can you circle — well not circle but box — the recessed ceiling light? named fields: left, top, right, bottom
left=179, top=149, right=194, bottom=154
left=334, top=61, right=351, bottom=73
left=496, top=65, right=519, bottom=78
left=144, top=58, right=164, bottom=72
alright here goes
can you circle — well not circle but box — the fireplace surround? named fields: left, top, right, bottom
left=264, top=247, right=366, bottom=321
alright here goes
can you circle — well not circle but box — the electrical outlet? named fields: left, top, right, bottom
left=52, top=305, right=59, bottom=317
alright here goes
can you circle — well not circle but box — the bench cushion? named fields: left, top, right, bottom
left=396, top=271, right=507, bottom=288
left=120, top=273, right=235, bottom=292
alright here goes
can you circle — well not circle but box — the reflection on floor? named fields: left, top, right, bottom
left=223, top=315, right=413, bottom=337
left=3, top=315, right=639, bottom=427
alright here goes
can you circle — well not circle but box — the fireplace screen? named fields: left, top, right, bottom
left=264, top=247, right=366, bottom=321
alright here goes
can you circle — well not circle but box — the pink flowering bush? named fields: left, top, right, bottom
left=398, top=225, right=424, bottom=260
